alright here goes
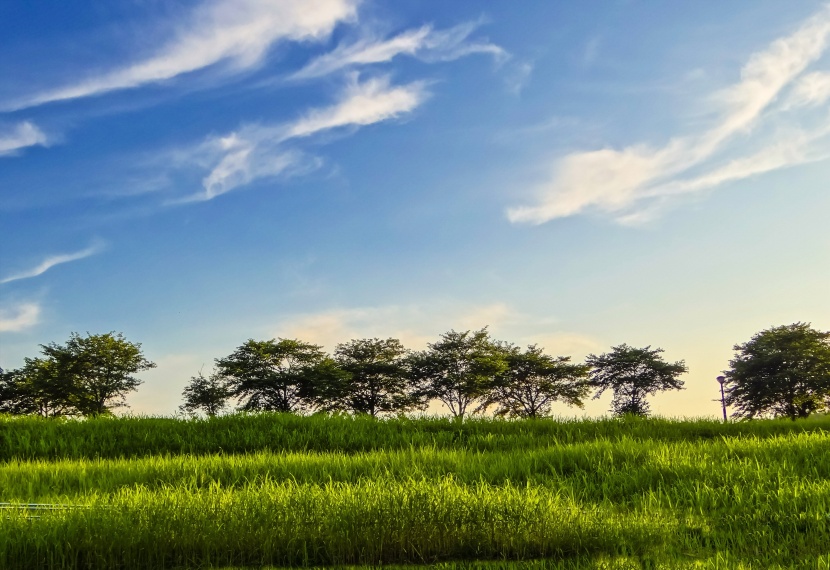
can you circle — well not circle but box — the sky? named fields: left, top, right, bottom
left=1, top=0, right=829, bottom=418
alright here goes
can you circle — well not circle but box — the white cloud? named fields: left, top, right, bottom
left=9, top=0, right=358, bottom=110
left=0, top=303, right=40, bottom=333
left=1, top=243, right=104, bottom=284
left=273, top=303, right=505, bottom=352
left=271, top=301, right=598, bottom=357
left=286, top=75, right=426, bottom=138
left=291, top=21, right=507, bottom=80
left=177, top=75, right=427, bottom=202
left=508, top=5, right=830, bottom=225
left=787, top=71, right=830, bottom=107
left=0, top=121, right=49, bottom=156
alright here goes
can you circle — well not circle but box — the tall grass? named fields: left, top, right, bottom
left=1, top=413, right=828, bottom=460
left=0, top=479, right=672, bottom=569
left=1, top=414, right=829, bottom=568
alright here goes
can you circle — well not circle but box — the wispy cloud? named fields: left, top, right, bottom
left=1, top=243, right=104, bottom=284
left=508, top=5, right=830, bottom=225
left=787, top=71, right=830, bottom=107
left=0, top=121, right=49, bottom=156
left=0, top=303, right=40, bottom=332
left=177, top=75, right=427, bottom=202
left=271, top=301, right=600, bottom=361
left=291, top=21, right=507, bottom=80
left=504, top=61, right=534, bottom=95
left=7, top=0, right=358, bottom=110
left=272, top=303, right=518, bottom=351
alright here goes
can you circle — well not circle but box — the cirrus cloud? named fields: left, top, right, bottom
left=6, top=0, right=359, bottom=111
left=175, top=74, right=428, bottom=203
left=508, top=4, right=830, bottom=225
left=0, top=121, right=49, bottom=156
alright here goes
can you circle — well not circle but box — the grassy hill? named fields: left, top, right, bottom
left=1, top=413, right=828, bottom=568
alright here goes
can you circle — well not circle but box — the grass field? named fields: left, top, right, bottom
left=1, top=414, right=828, bottom=569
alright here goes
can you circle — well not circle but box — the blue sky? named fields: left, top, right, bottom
left=1, top=0, right=829, bottom=417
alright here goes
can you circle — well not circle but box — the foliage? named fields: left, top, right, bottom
left=724, top=322, right=830, bottom=420
left=586, top=344, right=687, bottom=417
left=0, top=358, right=77, bottom=417
left=1, top=332, right=153, bottom=417
left=486, top=344, right=591, bottom=418
left=319, top=338, right=423, bottom=416
left=409, top=328, right=506, bottom=419
left=215, top=338, right=325, bottom=413
left=179, top=369, right=232, bottom=417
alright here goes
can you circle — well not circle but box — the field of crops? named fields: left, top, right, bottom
left=1, top=414, right=829, bottom=569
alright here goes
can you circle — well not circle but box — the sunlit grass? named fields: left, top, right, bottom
left=1, top=414, right=829, bottom=568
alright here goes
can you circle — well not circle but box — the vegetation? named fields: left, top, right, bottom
left=1, top=413, right=830, bottom=568
left=586, top=345, right=687, bottom=416
left=179, top=369, right=232, bottom=417
left=410, top=328, right=506, bottom=419
left=0, top=332, right=153, bottom=417
left=323, top=337, right=421, bottom=416
left=487, top=344, right=590, bottom=418
left=215, top=338, right=326, bottom=413
left=3, top=323, right=830, bottom=567
left=725, top=322, right=830, bottom=420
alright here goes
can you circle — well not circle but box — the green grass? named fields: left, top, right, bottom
left=1, top=413, right=829, bottom=568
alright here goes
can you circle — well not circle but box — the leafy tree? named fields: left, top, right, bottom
left=486, top=344, right=591, bottom=418
left=40, top=332, right=155, bottom=416
left=179, top=369, right=232, bottom=417
left=409, top=328, right=506, bottom=419
left=319, top=338, right=422, bottom=416
left=0, top=367, right=29, bottom=415
left=587, top=344, right=687, bottom=417
left=216, top=338, right=325, bottom=413
left=724, top=323, right=830, bottom=420
left=0, top=358, right=77, bottom=417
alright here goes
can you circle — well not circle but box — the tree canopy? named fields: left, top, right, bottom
left=410, top=328, right=506, bottom=419
left=179, top=369, right=232, bottom=417
left=724, top=323, right=830, bottom=420
left=215, top=338, right=325, bottom=413
left=323, top=338, right=422, bottom=416
left=1, top=332, right=154, bottom=416
left=586, top=344, right=686, bottom=417
left=487, top=344, right=591, bottom=419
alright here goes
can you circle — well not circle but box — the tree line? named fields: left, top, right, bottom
left=2, top=323, right=829, bottom=421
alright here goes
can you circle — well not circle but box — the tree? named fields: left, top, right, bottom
left=179, top=369, right=232, bottom=417
left=409, top=328, right=506, bottom=419
left=0, top=357, right=78, bottom=417
left=215, top=338, right=325, bottom=413
left=724, top=323, right=830, bottom=420
left=486, top=344, right=591, bottom=418
left=40, top=332, right=155, bottom=416
left=319, top=338, right=422, bottom=416
left=586, top=344, right=687, bottom=417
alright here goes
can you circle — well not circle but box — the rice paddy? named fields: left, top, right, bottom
left=1, top=414, right=828, bottom=569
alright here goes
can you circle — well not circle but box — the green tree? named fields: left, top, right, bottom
left=40, top=332, right=155, bottom=416
left=409, top=328, right=506, bottom=419
left=216, top=338, right=325, bottom=413
left=319, top=338, right=422, bottom=416
left=179, top=369, right=232, bottom=417
left=0, top=367, right=31, bottom=415
left=724, top=323, right=830, bottom=420
left=587, top=344, right=687, bottom=417
left=486, top=344, right=591, bottom=418
left=0, top=358, right=77, bottom=416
